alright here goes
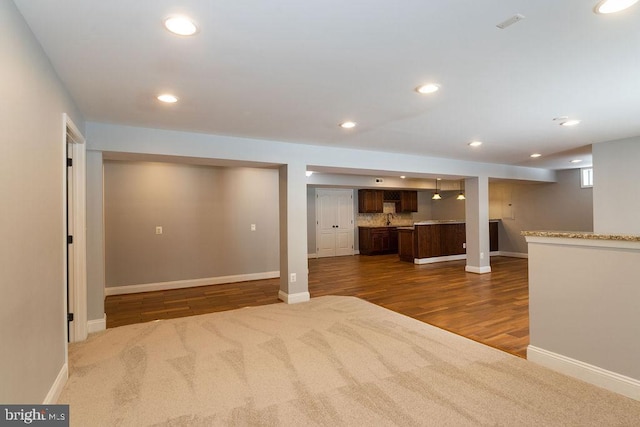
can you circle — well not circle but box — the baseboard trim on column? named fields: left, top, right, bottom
left=278, top=290, right=310, bottom=304
left=87, top=314, right=106, bottom=334
left=43, top=363, right=68, bottom=404
left=465, top=265, right=492, bottom=274
left=528, top=345, right=640, bottom=400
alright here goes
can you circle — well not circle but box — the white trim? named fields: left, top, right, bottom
left=465, top=265, right=492, bottom=274
left=496, top=251, right=528, bottom=258
left=527, top=345, right=640, bottom=401
left=105, top=271, right=280, bottom=296
left=43, top=363, right=68, bottom=404
left=414, top=254, right=466, bottom=264
left=64, top=113, right=88, bottom=343
left=87, top=314, right=107, bottom=334
left=278, top=290, right=311, bottom=304
left=412, top=252, right=519, bottom=265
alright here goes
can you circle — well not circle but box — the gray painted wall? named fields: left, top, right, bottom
left=430, top=191, right=466, bottom=220
left=593, top=137, right=640, bottom=234
left=489, top=169, right=593, bottom=254
left=0, top=1, right=84, bottom=403
left=528, top=241, right=640, bottom=382
left=104, top=161, right=279, bottom=287
left=86, top=151, right=105, bottom=320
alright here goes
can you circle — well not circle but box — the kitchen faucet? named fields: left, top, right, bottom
left=385, top=213, right=394, bottom=226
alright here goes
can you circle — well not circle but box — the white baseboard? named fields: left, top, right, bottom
left=278, top=290, right=310, bottom=304
left=497, top=251, right=528, bottom=258
left=87, top=314, right=106, bottom=334
left=465, top=265, right=492, bottom=274
left=43, top=363, right=68, bottom=404
left=105, top=271, right=280, bottom=296
left=527, top=345, right=640, bottom=401
left=414, top=254, right=466, bottom=264
left=310, top=251, right=359, bottom=258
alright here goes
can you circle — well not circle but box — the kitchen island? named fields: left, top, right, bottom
left=358, top=226, right=399, bottom=255
left=398, top=220, right=499, bottom=264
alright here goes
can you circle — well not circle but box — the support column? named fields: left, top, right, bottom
left=465, top=176, right=491, bottom=274
left=278, top=162, right=310, bottom=303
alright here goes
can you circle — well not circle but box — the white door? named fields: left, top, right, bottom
left=316, top=189, right=354, bottom=258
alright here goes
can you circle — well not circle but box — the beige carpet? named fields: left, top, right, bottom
left=60, top=296, right=640, bottom=426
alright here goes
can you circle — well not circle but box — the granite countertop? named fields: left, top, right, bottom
left=358, top=225, right=409, bottom=229
left=521, top=231, right=640, bottom=242
left=359, top=219, right=501, bottom=229
left=414, top=220, right=465, bottom=225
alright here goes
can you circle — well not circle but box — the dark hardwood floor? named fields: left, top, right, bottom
left=105, top=255, right=529, bottom=358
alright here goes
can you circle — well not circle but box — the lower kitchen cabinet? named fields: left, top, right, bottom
left=359, top=226, right=398, bottom=255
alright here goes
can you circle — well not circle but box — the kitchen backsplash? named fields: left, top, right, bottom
left=357, top=212, right=415, bottom=227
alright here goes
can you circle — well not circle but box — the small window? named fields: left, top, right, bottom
left=581, top=167, right=593, bottom=188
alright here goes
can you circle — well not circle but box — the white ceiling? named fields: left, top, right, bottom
left=15, top=0, right=640, bottom=170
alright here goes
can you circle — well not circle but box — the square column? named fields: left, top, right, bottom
left=465, top=176, right=491, bottom=274
left=278, top=163, right=310, bottom=303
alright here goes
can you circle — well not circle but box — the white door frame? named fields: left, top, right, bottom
left=63, top=113, right=87, bottom=343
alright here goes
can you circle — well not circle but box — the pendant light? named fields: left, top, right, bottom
left=457, top=179, right=466, bottom=200
left=432, top=179, right=442, bottom=200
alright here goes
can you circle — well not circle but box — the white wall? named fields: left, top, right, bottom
left=593, top=137, right=640, bottom=234
left=0, top=1, right=84, bottom=403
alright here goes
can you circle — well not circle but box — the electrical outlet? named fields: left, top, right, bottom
left=155, top=226, right=163, bottom=235
left=462, top=242, right=466, bottom=249
left=251, top=224, right=256, bottom=231
left=480, top=252, right=484, bottom=259
left=290, top=273, right=297, bottom=283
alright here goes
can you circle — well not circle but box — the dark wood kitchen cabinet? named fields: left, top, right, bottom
left=399, top=191, right=418, bottom=212
left=359, top=226, right=398, bottom=255
left=358, top=190, right=384, bottom=213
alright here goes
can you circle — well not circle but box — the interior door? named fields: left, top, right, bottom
left=334, top=190, right=354, bottom=256
left=316, top=190, right=337, bottom=257
left=316, top=189, right=354, bottom=258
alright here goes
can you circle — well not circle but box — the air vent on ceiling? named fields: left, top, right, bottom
left=496, top=14, right=525, bottom=29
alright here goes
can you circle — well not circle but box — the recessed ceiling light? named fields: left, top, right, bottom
left=469, top=141, right=483, bottom=147
left=594, top=0, right=639, bottom=14
left=157, top=94, right=178, bottom=103
left=163, top=16, right=198, bottom=36
left=305, top=171, right=314, bottom=177
left=416, top=83, right=440, bottom=94
left=560, top=119, right=581, bottom=127
left=339, top=121, right=357, bottom=129
left=400, top=176, right=406, bottom=179
left=570, top=159, right=583, bottom=163
left=530, top=153, right=542, bottom=158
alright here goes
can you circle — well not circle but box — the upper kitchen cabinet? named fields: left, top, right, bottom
left=399, top=191, right=418, bottom=212
left=384, top=190, right=418, bottom=212
left=358, top=190, right=384, bottom=213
